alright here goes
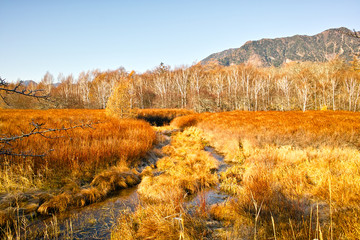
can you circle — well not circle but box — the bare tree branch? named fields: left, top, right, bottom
left=0, top=122, right=92, bottom=144
left=0, top=77, right=50, bottom=100
left=0, top=122, right=93, bottom=157
left=0, top=147, right=53, bottom=158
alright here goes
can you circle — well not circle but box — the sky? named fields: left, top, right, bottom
left=1, top=0, right=359, bottom=82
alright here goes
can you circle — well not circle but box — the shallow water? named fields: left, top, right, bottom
left=26, top=187, right=138, bottom=239
left=23, top=129, right=172, bottom=239
left=204, top=146, right=229, bottom=172
left=187, top=146, right=230, bottom=209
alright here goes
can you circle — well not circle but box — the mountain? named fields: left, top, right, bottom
left=22, top=80, right=37, bottom=87
left=201, top=27, right=360, bottom=67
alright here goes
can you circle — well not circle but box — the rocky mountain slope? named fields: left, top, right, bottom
left=202, top=27, right=360, bottom=66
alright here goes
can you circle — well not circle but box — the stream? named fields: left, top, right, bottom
left=24, top=129, right=231, bottom=239
left=27, top=187, right=138, bottom=239
left=186, top=146, right=230, bottom=210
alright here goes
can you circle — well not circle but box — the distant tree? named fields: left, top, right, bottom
left=106, top=71, right=135, bottom=118
left=277, top=74, right=292, bottom=111
left=153, top=63, right=171, bottom=108
left=189, top=63, right=206, bottom=111
left=253, top=70, right=266, bottom=111
left=77, top=71, right=92, bottom=108
left=294, top=67, right=312, bottom=112
left=343, top=71, right=360, bottom=111
left=174, top=67, right=189, bottom=108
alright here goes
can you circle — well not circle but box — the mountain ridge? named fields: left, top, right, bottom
left=201, top=27, right=360, bottom=67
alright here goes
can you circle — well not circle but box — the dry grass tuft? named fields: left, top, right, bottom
left=37, top=165, right=142, bottom=214
left=75, top=187, right=103, bottom=207
left=0, top=209, right=15, bottom=228
left=37, top=192, right=73, bottom=214
left=112, top=201, right=208, bottom=240
left=90, top=166, right=139, bottom=193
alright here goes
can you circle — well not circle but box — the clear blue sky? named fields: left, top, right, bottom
left=1, top=0, right=359, bottom=82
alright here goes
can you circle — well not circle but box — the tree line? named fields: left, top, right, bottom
left=2, top=58, right=360, bottom=112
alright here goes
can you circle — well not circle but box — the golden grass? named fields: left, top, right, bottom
left=0, top=109, right=156, bottom=192
left=113, top=127, right=219, bottom=239
left=91, top=166, right=141, bottom=193
left=112, top=202, right=208, bottom=240
left=0, top=109, right=157, bottom=234
left=171, top=110, right=360, bottom=239
left=138, top=127, right=219, bottom=202
left=170, top=113, right=210, bottom=129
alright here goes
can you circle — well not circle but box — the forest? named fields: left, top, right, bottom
left=2, top=58, right=360, bottom=113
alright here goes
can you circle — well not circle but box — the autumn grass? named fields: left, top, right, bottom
left=0, top=108, right=157, bottom=234
left=170, top=112, right=211, bottom=129
left=112, top=127, right=219, bottom=239
left=171, top=110, right=360, bottom=239
left=138, top=127, right=219, bottom=202
left=112, top=202, right=208, bottom=240
left=0, top=109, right=155, bottom=191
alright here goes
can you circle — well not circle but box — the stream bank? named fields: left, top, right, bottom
left=113, top=126, right=233, bottom=239
left=5, top=127, right=233, bottom=239
left=0, top=128, right=171, bottom=239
